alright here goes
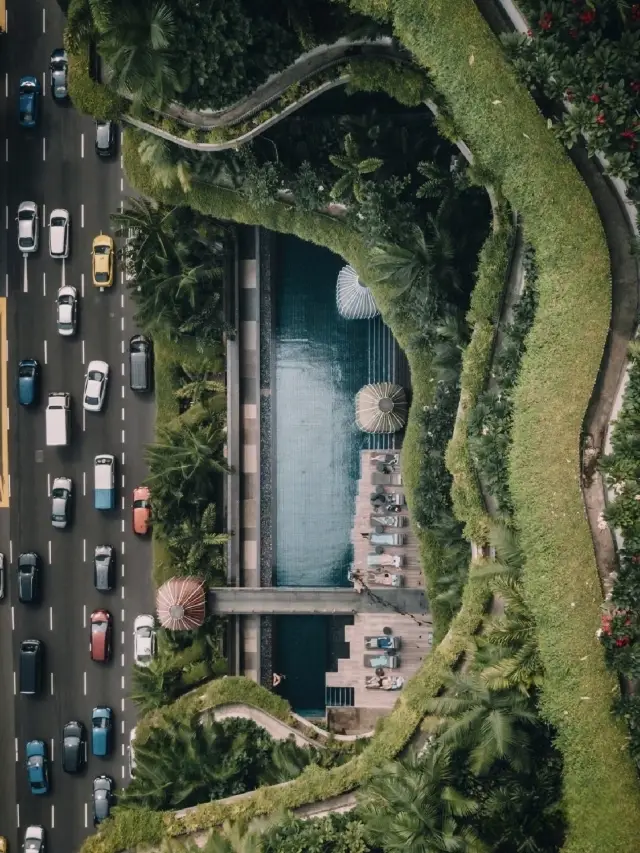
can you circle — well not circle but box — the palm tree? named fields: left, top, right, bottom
left=174, top=375, right=225, bottom=408
left=359, top=748, right=487, bottom=853
left=97, top=2, right=183, bottom=107
left=329, top=133, right=383, bottom=203
left=146, top=421, right=229, bottom=494
left=110, top=195, right=176, bottom=272
left=370, top=223, right=439, bottom=313
left=426, top=673, right=538, bottom=775
left=129, top=653, right=182, bottom=714
left=432, top=315, right=468, bottom=384
left=201, top=822, right=264, bottom=853
left=167, top=503, right=229, bottom=579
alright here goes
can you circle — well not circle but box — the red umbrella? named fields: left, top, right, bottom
left=156, top=577, right=206, bottom=630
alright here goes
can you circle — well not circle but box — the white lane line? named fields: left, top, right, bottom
left=121, top=583, right=125, bottom=596
left=15, top=738, right=18, bottom=761
left=83, top=471, right=86, bottom=495
left=23, top=256, right=27, bottom=292
left=47, top=473, right=51, bottom=495
left=42, top=137, right=46, bottom=161
left=120, top=177, right=124, bottom=192
left=61, top=258, right=65, bottom=287
left=83, top=407, right=86, bottom=432
left=4, top=74, right=7, bottom=98
left=48, top=540, right=51, bottom=564
left=122, top=764, right=125, bottom=779
left=121, top=407, right=125, bottom=421
left=13, top=671, right=16, bottom=695
left=121, top=720, right=125, bottom=735
left=9, top=540, right=12, bottom=561
left=42, top=71, right=46, bottom=95
left=121, top=697, right=125, bottom=712
left=121, top=474, right=125, bottom=488
left=43, top=204, right=46, bottom=221
left=83, top=605, right=87, bottom=627
left=121, top=563, right=125, bottom=578
left=50, top=739, right=54, bottom=760
left=120, top=631, right=124, bottom=644
left=121, top=609, right=125, bottom=620
left=49, top=606, right=53, bottom=631
left=42, top=272, right=46, bottom=296
left=11, top=606, right=14, bottom=630
left=83, top=539, right=87, bottom=561
left=120, top=199, right=124, bottom=213
left=120, top=153, right=124, bottom=169
left=121, top=429, right=125, bottom=444
left=121, top=540, right=125, bottom=554
left=121, top=340, right=125, bottom=354
left=5, top=273, right=8, bottom=297
left=81, top=272, right=85, bottom=298
left=5, top=138, right=8, bottom=162
left=121, top=495, right=125, bottom=510
left=120, top=316, right=124, bottom=331
left=42, top=7, right=45, bottom=32
left=44, top=339, right=48, bottom=364
left=4, top=205, right=7, bottom=228
left=120, top=293, right=124, bottom=309
left=121, top=363, right=124, bottom=377
left=83, top=671, right=87, bottom=695
left=81, top=133, right=85, bottom=159
left=16, top=804, right=19, bottom=828
left=121, top=652, right=125, bottom=666
left=121, top=519, right=125, bottom=532
left=84, top=803, right=88, bottom=828
left=51, top=805, right=55, bottom=829
left=81, top=204, right=85, bottom=228
left=121, top=675, right=125, bottom=689
left=121, top=385, right=124, bottom=399
left=50, top=672, right=54, bottom=695
left=82, top=340, right=85, bottom=364
left=121, top=743, right=125, bottom=756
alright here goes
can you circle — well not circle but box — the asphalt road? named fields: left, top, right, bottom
left=0, top=1, right=155, bottom=850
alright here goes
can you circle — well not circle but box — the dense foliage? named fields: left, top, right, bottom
left=503, top=0, right=640, bottom=201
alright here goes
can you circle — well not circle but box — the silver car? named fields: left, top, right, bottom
left=23, top=825, right=46, bottom=853
left=83, top=360, right=109, bottom=412
left=51, top=476, right=72, bottom=529
left=17, top=201, right=39, bottom=253
left=56, top=285, right=77, bottom=336
left=133, top=614, right=156, bottom=667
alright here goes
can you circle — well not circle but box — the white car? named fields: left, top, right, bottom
left=56, top=285, right=77, bottom=336
left=51, top=476, right=72, bottom=529
left=128, top=726, right=137, bottom=776
left=83, top=360, right=109, bottom=412
left=133, top=614, right=156, bottom=667
left=49, top=208, right=69, bottom=258
left=17, top=201, right=39, bottom=253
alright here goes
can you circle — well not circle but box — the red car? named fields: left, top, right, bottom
left=90, top=610, right=112, bottom=662
left=132, top=486, right=151, bottom=535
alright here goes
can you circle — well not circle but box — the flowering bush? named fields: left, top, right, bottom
left=502, top=0, right=640, bottom=200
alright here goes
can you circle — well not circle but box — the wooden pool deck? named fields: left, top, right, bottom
left=325, top=450, right=433, bottom=710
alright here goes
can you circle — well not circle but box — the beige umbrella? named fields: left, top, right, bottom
left=336, top=265, right=379, bottom=319
left=355, top=383, right=408, bottom=434
left=156, top=576, right=206, bottom=631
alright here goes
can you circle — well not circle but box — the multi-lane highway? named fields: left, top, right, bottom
left=0, top=1, right=155, bottom=850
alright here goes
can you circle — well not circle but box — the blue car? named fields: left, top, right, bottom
left=91, top=706, right=113, bottom=757
left=19, top=76, right=40, bottom=127
left=18, top=359, right=40, bottom=406
left=26, top=740, right=49, bottom=795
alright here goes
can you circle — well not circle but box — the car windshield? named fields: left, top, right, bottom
left=51, top=58, right=66, bottom=69
left=93, top=716, right=108, bottom=729
left=88, top=371, right=103, bottom=381
left=93, top=620, right=107, bottom=633
left=52, top=488, right=67, bottom=498
left=18, top=211, right=33, bottom=220
left=94, top=272, right=108, bottom=283
left=94, top=245, right=110, bottom=255
left=138, top=627, right=152, bottom=638
left=134, top=499, right=148, bottom=509
left=19, top=365, right=34, bottom=377
left=86, top=396, right=99, bottom=406
left=51, top=217, right=66, bottom=227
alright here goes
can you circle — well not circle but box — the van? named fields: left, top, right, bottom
left=45, top=392, right=70, bottom=446
left=94, top=455, right=115, bottom=510
left=129, top=335, right=152, bottom=392
left=20, top=639, right=43, bottom=696
left=49, top=209, right=69, bottom=259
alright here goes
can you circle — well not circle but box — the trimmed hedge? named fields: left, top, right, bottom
left=383, top=0, right=640, bottom=850
left=82, top=571, right=490, bottom=853
left=445, top=202, right=514, bottom=544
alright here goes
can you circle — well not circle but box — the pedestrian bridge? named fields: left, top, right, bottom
left=209, top=587, right=429, bottom=616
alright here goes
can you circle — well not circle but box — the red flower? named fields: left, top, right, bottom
left=540, top=18, right=552, bottom=30
left=588, top=93, right=600, bottom=103
left=632, top=554, right=640, bottom=564
left=632, top=4, right=640, bottom=22
left=527, top=28, right=533, bottom=36
left=621, top=129, right=637, bottom=139
left=596, top=113, right=606, bottom=125
left=580, top=9, right=596, bottom=23
left=631, top=81, right=640, bottom=93
left=565, top=88, right=575, bottom=102
left=569, top=27, right=579, bottom=38
left=615, top=637, right=630, bottom=647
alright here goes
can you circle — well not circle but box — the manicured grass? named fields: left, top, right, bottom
left=382, top=0, right=640, bottom=849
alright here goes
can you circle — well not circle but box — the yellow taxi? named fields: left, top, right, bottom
left=0, top=835, right=7, bottom=853
left=92, top=233, right=115, bottom=288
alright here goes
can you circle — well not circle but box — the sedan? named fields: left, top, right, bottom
left=49, top=49, right=68, bottom=100
left=25, top=740, right=49, bottom=795
left=17, top=202, right=39, bottom=253
left=61, top=720, right=87, bottom=773
left=93, top=776, right=115, bottom=825
left=83, top=360, right=109, bottom=412
left=133, top=614, right=156, bottom=667
left=95, top=121, right=115, bottom=158
left=17, top=552, right=40, bottom=604
left=56, top=285, right=78, bottom=336
left=91, top=706, right=113, bottom=757
left=94, top=545, right=115, bottom=592
left=51, top=476, right=72, bottom=529
left=132, top=486, right=151, bottom=535
left=90, top=609, right=112, bottom=662
left=92, top=234, right=114, bottom=288
left=19, top=76, right=40, bottom=127
left=23, top=826, right=45, bottom=853
left=17, top=359, right=40, bottom=406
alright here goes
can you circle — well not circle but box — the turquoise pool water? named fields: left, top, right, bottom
left=272, top=235, right=409, bottom=711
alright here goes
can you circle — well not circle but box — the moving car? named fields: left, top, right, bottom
left=92, top=234, right=114, bottom=287
left=17, top=202, right=39, bottom=253
left=132, top=486, right=151, bottom=535
left=133, top=615, right=156, bottom=667
left=83, top=360, right=109, bottom=412
left=95, top=121, right=115, bottom=158
left=51, top=476, right=72, bottom=529
left=93, top=545, right=115, bottom=591
left=92, top=776, right=115, bottom=825
left=128, top=727, right=137, bottom=776
left=91, top=706, right=113, bottom=757
left=90, top=609, right=112, bottom=662
left=19, top=77, right=40, bottom=127
left=56, top=285, right=77, bottom=336
left=0, top=836, right=6, bottom=853
left=49, top=49, right=68, bottom=100
left=23, top=825, right=45, bottom=853
left=17, top=552, right=40, bottom=604
left=49, top=209, right=70, bottom=259
left=61, top=720, right=87, bottom=773
left=94, top=455, right=116, bottom=510
left=25, top=740, right=49, bottom=795
left=19, top=640, right=43, bottom=696
left=17, top=359, right=40, bottom=406
left=129, top=334, right=152, bottom=391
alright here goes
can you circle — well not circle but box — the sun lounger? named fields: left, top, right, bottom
left=367, top=553, right=405, bottom=568
left=370, top=472, right=403, bottom=486
left=363, top=652, right=401, bottom=669
left=370, top=532, right=406, bottom=547
left=365, top=674, right=405, bottom=690
left=370, top=514, right=407, bottom=529
left=365, top=635, right=401, bottom=650
left=365, top=571, right=403, bottom=587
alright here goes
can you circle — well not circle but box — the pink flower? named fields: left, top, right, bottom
left=588, top=94, right=600, bottom=103
left=580, top=8, right=596, bottom=23
left=596, top=113, right=606, bottom=125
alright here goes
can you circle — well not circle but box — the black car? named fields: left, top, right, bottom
left=93, top=775, right=114, bottom=825
left=95, top=121, right=115, bottom=157
left=18, top=552, right=40, bottom=603
left=93, top=545, right=115, bottom=592
left=62, top=721, right=86, bottom=773
left=49, top=49, right=68, bottom=100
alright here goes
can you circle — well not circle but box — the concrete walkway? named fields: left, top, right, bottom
left=206, top=704, right=320, bottom=748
